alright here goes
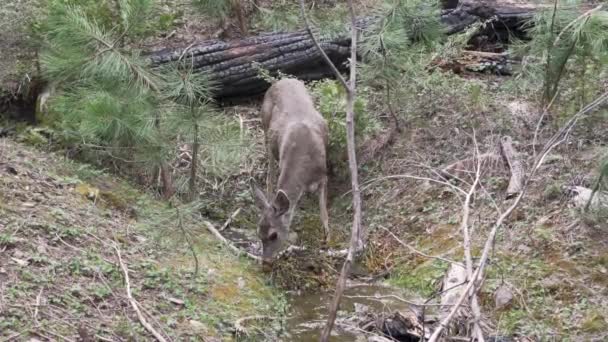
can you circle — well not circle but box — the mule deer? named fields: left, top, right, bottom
left=252, top=78, right=329, bottom=264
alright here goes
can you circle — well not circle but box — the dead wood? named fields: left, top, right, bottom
left=500, top=136, right=524, bottom=198
left=147, top=1, right=559, bottom=99
left=219, top=207, right=241, bottom=231
left=439, top=263, right=469, bottom=336
left=114, top=243, right=169, bottom=342
left=566, top=186, right=608, bottom=210
left=428, top=89, right=608, bottom=342
left=203, top=220, right=262, bottom=262
left=440, top=152, right=503, bottom=181
left=315, top=0, right=364, bottom=340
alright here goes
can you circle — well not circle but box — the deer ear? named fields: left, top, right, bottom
left=251, top=183, right=269, bottom=210
left=273, top=190, right=290, bottom=216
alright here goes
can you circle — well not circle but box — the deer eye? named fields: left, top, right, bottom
left=268, top=232, right=278, bottom=241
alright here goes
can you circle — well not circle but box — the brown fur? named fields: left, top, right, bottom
left=252, top=78, right=330, bottom=263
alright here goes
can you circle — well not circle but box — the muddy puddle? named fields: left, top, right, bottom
left=282, top=282, right=422, bottom=341
left=221, top=228, right=422, bottom=341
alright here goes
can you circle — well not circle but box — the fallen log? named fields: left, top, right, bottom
left=148, top=1, right=552, bottom=99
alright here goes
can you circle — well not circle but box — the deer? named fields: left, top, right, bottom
left=252, top=78, right=330, bottom=265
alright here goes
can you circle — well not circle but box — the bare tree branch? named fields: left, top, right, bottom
left=428, top=90, right=608, bottom=342
left=114, top=243, right=169, bottom=342
left=318, top=0, right=363, bottom=340
left=297, top=0, right=349, bottom=90
left=203, top=220, right=262, bottom=262
left=462, top=135, right=484, bottom=342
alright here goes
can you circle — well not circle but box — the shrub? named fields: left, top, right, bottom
left=309, top=79, right=380, bottom=170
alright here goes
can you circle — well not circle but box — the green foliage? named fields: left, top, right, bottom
left=192, top=0, right=232, bottom=18
left=41, top=0, right=246, bottom=196
left=252, top=0, right=347, bottom=35
left=359, top=0, right=444, bottom=125
left=513, top=1, right=608, bottom=105
left=309, top=79, right=380, bottom=165
left=389, top=260, right=448, bottom=297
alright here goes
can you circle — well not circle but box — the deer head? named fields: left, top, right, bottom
left=252, top=185, right=291, bottom=263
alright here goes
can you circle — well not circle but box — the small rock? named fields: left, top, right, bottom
left=21, top=202, right=36, bottom=208
left=189, top=319, right=206, bottom=332
left=36, top=244, right=48, bottom=255
left=5, top=165, right=18, bottom=175
left=354, top=303, right=371, bottom=315
left=11, top=257, right=29, bottom=267
left=541, top=275, right=561, bottom=291
left=516, top=244, right=532, bottom=254
left=13, top=249, right=26, bottom=259
left=237, top=277, right=246, bottom=289
left=494, top=285, right=514, bottom=310
left=167, top=297, right=185, bottom=305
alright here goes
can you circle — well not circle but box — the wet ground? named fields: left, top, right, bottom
left=284, top=282, right=421, bottom=341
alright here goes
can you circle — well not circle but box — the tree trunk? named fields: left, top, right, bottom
left=148, top=1, right=552, bottom=99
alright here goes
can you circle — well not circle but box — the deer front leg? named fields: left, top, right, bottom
left=266, top=136, right=276, bottom=194
left=319, top=176, right=330, bottom=243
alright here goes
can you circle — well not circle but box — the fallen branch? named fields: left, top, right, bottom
left=203, top=220, right=262, bottom=262
left=220, top=208, right=242, bottom=231
left=113, top=243, right=169, bottom=342
left=459, top=136, right=484, bottom=342
left=439, top=263, right=468, bottom=333
left=428, top=89, right=608, bottom=342
left=440, top=152, right=502, bottom=182
left=500, top=136, right=524, bottom=198
left=567, top=186, right=608, bottom=210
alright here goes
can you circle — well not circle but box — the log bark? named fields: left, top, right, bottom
left=148, top=1, right=550, bottom=99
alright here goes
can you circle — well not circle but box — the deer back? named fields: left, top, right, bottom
left=261, top=79, right=328, bottom=187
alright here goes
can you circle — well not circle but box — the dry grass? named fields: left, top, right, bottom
left=0, top=138, right=282, bottom=341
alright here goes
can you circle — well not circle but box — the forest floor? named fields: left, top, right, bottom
left=0, top=138, right=284, bottom=341
left=217, top=73, right=608, bottom=340
left=1, top=0, right=608, bottom=341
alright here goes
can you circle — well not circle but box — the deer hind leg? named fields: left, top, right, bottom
left=319, top=176, right=330, bottom=243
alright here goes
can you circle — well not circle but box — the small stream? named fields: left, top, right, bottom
left=221, top=228, right=422, bottom=341
left=283, top=282, right=420, bottom=341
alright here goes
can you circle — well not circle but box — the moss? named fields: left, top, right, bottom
left=582, top=311, right=607, bottom=332
left=389, top=259, right=448, bottom=297
left=497, top=309, right=528, bottom=334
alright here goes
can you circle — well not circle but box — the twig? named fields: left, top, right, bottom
left=319, top=0, right=362, bottom=340
left=175, top=206, right=199, bottom=278
left=358, top=174, right=468, bottom=196
left=113, top=243, right=169, bottom=342
left=34, top=287, right=44, bottom=324
left=344, top=294, right=466, bottom=307
left=552, top=4, right=604, bottom=49
left=220, top=208, right=241, bottom=231
left=428, top=89, right=608, bottom=342
left=203, top=220, right=262, bottom=262
left=381, top=227, right=462, bottom=267
left=461, top=134, right=484, bottom=342
left=297, top=0, right=348, bottom=90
